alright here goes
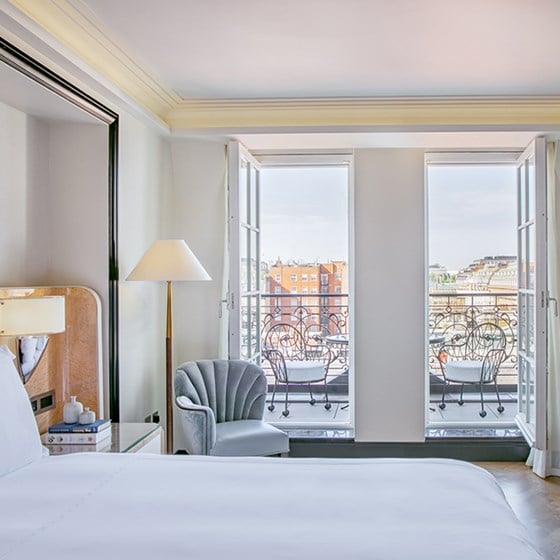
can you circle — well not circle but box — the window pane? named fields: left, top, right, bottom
left=250, top=230, right=258, bottom=292
left=527, top=155, right=535, bottom=221
left=240, top=159, right=248, bottom=225
left=519, top=162, right=526, bottom=225
left=240, top=226, right=249, bottom=293
left=250, top=165, right=258, bottom=227
left=527, top=224, right=535, bottom=290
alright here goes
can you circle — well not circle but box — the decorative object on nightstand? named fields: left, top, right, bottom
left=63, top=395, right=83, bottom=423
left=126, top=240, right=211, bottom=454
left=78, top=407, right=96, bottom=424
left=0, top=296, right=65, bottom=384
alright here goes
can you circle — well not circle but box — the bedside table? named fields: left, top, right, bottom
left=45, top=423, right=164, bottom=455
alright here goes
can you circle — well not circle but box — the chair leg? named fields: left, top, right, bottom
left=495, top=380, right=504, bottom=413
left=282, top=383, right=290, bottom=417
left=324, top=378, right=331, bottom=410
left=479, top=382, right=487, bottom=417
left=439, top=381, right=447, bottom=410
left=268, top=380, right=277, bottom=412
left=458, top=384, right=465, bottom=406
left=308, top=383, right=316, bottom=405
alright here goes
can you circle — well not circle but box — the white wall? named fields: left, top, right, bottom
left=0, top=103, right=49, bottom=284
left=117, top=111, right=170, bottom=423
left=165, top=139, right=227, bottom=448
left=353, top=149, right=426, bottom=442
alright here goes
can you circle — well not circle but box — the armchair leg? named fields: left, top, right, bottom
left=458, top=384, right=465, bottom=406
left=324, top=378, right=331, bottom=410
left=439, top=381, right=447, bottom=410
left=495, top=380, right=505, bottom=413
left=282, top=382, right=290, bottom=417
left=308, top=383, right=316, bottom=405
left=479, top=382, right=487, bottom=417
left=268, top=380, right=278, bottom=412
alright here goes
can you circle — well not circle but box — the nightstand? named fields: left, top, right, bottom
left=45, top=423, right=164, bottom=455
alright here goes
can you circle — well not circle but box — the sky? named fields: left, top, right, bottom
left=260, top=166, right=348, bottom=263
left=428, top=164, right=517, bottom=271
left=260, top=163, right=517, bottom=271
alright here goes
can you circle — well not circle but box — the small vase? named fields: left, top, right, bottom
left=78, top=407, right=96, bottom=425
left=63, top=396, right=83, bottom=424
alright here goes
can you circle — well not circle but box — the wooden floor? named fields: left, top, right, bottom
left=477, top=463, right=560, bottom=559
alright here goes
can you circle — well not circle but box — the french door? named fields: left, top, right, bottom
left=516, top=137, right=547, bottom=452
left=227, top=141, right=262, bottom=362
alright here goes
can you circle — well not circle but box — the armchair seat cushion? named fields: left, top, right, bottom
left=285, top=360, right=325, bottom=383
left=212, top=420, right=289, bottom=457
left=445, top=359, right=483, bottom=383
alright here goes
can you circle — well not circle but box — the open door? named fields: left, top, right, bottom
left=227, top=141, right=262, bottom=362
left=516, top=137, right=547, bottom=456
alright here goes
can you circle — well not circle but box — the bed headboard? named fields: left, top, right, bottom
left=0, top=286, right=102, bottom=434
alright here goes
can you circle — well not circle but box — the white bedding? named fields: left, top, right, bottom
left=0, top=454, right=542, bottom=560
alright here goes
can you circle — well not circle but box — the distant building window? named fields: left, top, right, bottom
left=335, top=299, right=342, bottom=306
left=290, top=287, right=297, bottom=293
left=301, top=274, right=308, bottom=281
left=290, top=274, right=297, bottom=281
left=290, top=298, right=298, bottom=307
left=311, top=287, right=318, bottom=294
left=335, top=273, right=342, bottom=280
left=275, top=274, right=280, bottom=281
left=275, top=287, right=281, bottom=294
left=311, top=274, right=317, bottom=282
left=335, top=286, right=341, bottom=294
left=302, top=287, right=308, bottom=293
left=320, top=274, right=328, bottom=284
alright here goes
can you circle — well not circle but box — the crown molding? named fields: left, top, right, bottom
left=168, top=96, right=560, bottom=131
left=7, top=0, right=560, bottom=132
left=8, top=0, right=179, bottom=117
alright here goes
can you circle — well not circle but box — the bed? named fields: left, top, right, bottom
left=0, top=346, right=543, bottom=559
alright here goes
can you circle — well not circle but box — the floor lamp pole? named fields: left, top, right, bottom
left=165, top=280, right=173, bottom=453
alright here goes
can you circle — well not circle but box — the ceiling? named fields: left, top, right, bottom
left=81, top=0, right=560, bottom=100
left=4, top=0, right=560, bottom=144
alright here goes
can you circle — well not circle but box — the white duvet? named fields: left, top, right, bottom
left=0, top=454, right=542, bottom=559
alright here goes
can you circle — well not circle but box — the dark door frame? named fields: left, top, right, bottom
left=0, top=37, right=120, bottom=420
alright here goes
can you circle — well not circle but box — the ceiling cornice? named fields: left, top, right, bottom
left=8, top=0, right=180, bottom=117
left=8, top=0, right=560, bottom=132
left=168, top=96, right=560, bottom=130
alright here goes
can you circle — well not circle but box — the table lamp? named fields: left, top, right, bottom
left=127, top=239, right=211, bottom=453
left=0, top=296, right=66, bottom=383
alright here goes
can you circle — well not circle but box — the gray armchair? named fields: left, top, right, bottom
left=174, top=359, right=289, bottom=456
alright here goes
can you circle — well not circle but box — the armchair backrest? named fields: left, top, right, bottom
left=437, top=322, right=507, bottom=365
left=174, top=360, right=266, bottom=423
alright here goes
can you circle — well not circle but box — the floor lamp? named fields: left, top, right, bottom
left=127, top=240, right=211, bottom=453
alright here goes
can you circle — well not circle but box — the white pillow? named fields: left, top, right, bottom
left=0, top=345, right=44, bottom=476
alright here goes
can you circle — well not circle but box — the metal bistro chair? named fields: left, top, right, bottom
left=262, top=322, right=334, bottom=417
left=436, top=322, right=507, bottom=418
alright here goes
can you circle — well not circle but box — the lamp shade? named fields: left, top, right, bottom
left=0, top=296, right=66, bottom=336
left=126, top=239, right=211, bottom=282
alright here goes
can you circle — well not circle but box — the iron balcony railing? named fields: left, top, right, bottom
left=254, top=291, right=518, bottom=395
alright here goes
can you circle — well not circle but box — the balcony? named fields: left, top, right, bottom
left=258, top=291, right=518, bottom=426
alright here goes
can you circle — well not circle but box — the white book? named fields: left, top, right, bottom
left=41, top=430, right=112, bottom=445
left=45, top=440, right=113, bottom=455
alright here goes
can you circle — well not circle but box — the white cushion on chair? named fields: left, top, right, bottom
left=285, top=360, right=325, bottom=383
left=211, top=420, right=289, bottom=456
left=445, top=360, right=484, bottom=383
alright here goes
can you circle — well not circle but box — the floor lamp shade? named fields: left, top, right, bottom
left=126, top=240, right=211, bottom=282
left=126, top=239, right=211, bottom=454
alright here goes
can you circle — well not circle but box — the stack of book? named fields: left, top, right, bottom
left=42, top=419, right=112, bottom=454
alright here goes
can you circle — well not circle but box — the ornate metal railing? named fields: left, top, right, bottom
left=260, top=293, right=349, bottom=393
left=429, top=292, right=518, bottom=386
